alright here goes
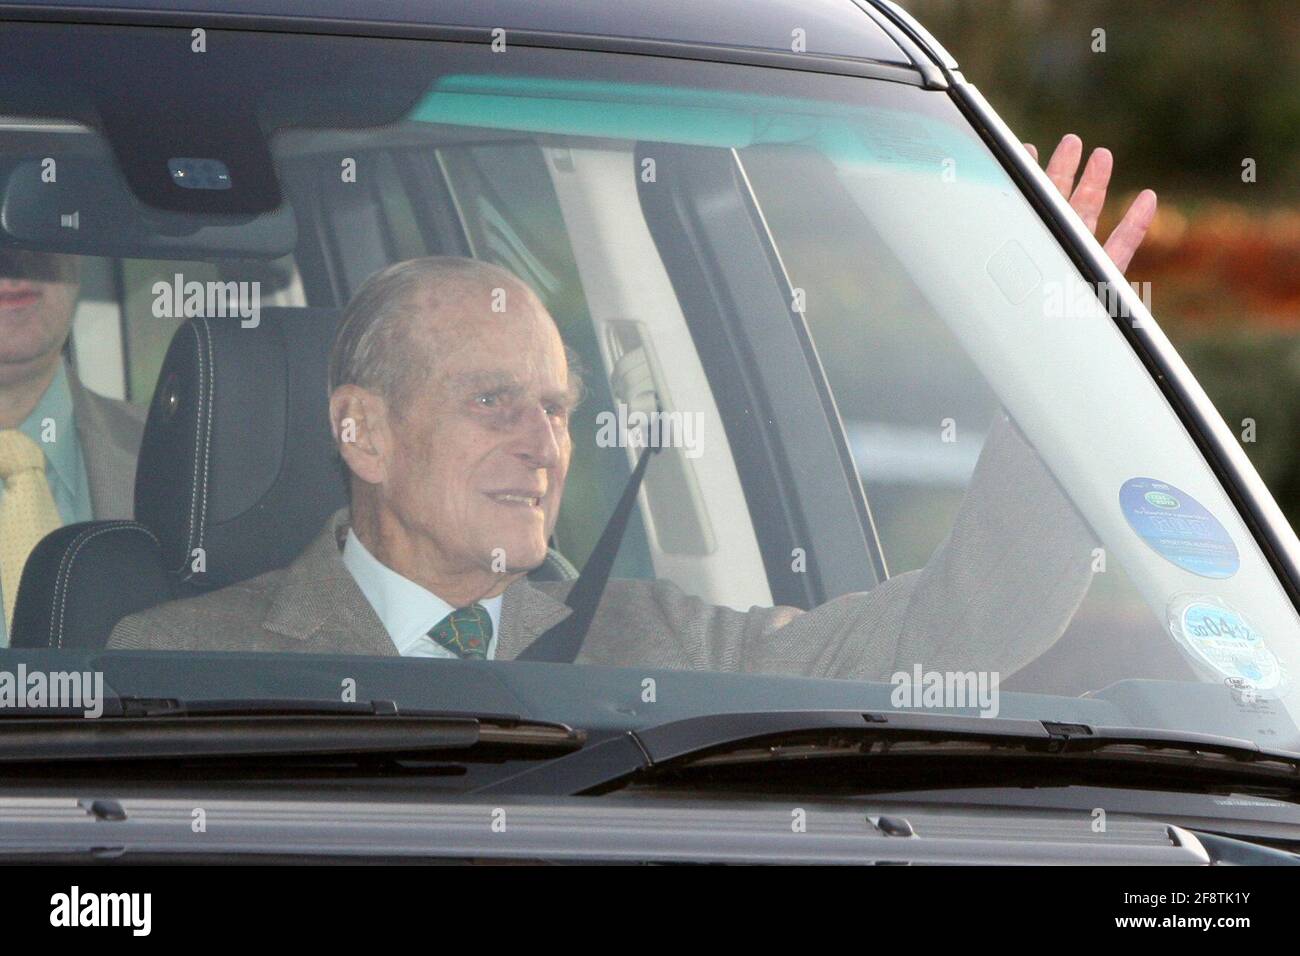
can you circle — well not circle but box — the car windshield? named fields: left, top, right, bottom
left=1, top=21, right=1298, bottom=762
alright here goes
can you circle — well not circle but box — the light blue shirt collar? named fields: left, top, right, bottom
left=20, top=360, right=90, bottom=524
left=341, top=529, right=502, bottom=659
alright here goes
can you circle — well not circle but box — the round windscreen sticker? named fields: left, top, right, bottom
left=1170, top=597, right=1282, bottom=693
left=1119, top=477, right=1239, bottom=578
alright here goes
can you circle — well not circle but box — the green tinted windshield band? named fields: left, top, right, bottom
left=407, top=75, right=999, bottom=179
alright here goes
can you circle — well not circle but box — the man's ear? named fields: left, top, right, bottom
left=330, top=385, right=391, bottom=485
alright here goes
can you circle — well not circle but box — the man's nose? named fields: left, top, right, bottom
left=514, top=403, right=563, bottom=469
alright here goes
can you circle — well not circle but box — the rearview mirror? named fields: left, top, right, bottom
left=0, top=154, right=296, bottom=260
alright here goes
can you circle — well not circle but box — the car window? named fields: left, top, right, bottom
left=743, top=145, right=999, bottom=574
left=739, top=144, right=1200, bottom=693
left=62, top=253, right=306, bottom=407
left=1, top=22, right=1297, bottom=758
left=120, top=256, right=304, bottom=403
left=435, top=141, right=655, bottom=578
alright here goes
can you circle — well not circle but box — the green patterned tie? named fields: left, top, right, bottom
left=427, top=604, right=493, bottom=660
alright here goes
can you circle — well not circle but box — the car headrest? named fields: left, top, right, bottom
left=134, top=307, right=347, bottom=589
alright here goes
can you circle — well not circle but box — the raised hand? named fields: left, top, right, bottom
left=1023, top=134, right=1157, bottom=274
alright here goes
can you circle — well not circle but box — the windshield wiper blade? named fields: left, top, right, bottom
left=0, top=697, right=584, bottom=764
left=475, top=709, right=1300, bottom=797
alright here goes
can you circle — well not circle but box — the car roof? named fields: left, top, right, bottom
left=0, top=0, right=923, bottom=69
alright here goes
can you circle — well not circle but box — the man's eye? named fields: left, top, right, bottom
left=475, top=393, right=500, bottom=408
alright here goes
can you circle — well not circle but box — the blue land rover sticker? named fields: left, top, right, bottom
left=1174, top=599, right=1282, bottom=692
left=1119, top=477, right=1239, bottom=578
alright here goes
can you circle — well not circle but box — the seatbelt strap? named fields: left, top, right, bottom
left=516, top=442, right=659, bottom=663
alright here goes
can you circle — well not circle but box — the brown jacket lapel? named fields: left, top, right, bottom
left=496, top=578, right=572, bottom=660
left=261, top=509, right=397, bottom=656
left=68, top=371, right=146, bottom=520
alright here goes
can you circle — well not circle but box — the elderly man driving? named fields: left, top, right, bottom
left=110, top=137, right=1156, bottom=678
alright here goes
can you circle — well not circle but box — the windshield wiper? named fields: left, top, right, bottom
left=475, top=709, right=1300, bottom=799
left=0, top=697, right=584, bottom=764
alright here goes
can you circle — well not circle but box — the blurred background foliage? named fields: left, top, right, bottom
left=902, top=0, right=1300, bottom=527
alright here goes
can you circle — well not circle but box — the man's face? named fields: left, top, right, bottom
left=379, top=285, right=576, bottom=578
left=0, top=251, right=80, bottom=382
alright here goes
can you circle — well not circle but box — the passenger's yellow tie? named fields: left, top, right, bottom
left=0, top=429, right=62, bottom=632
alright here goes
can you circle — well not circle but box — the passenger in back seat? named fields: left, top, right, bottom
left=0, top=250, right=145, bottom=643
